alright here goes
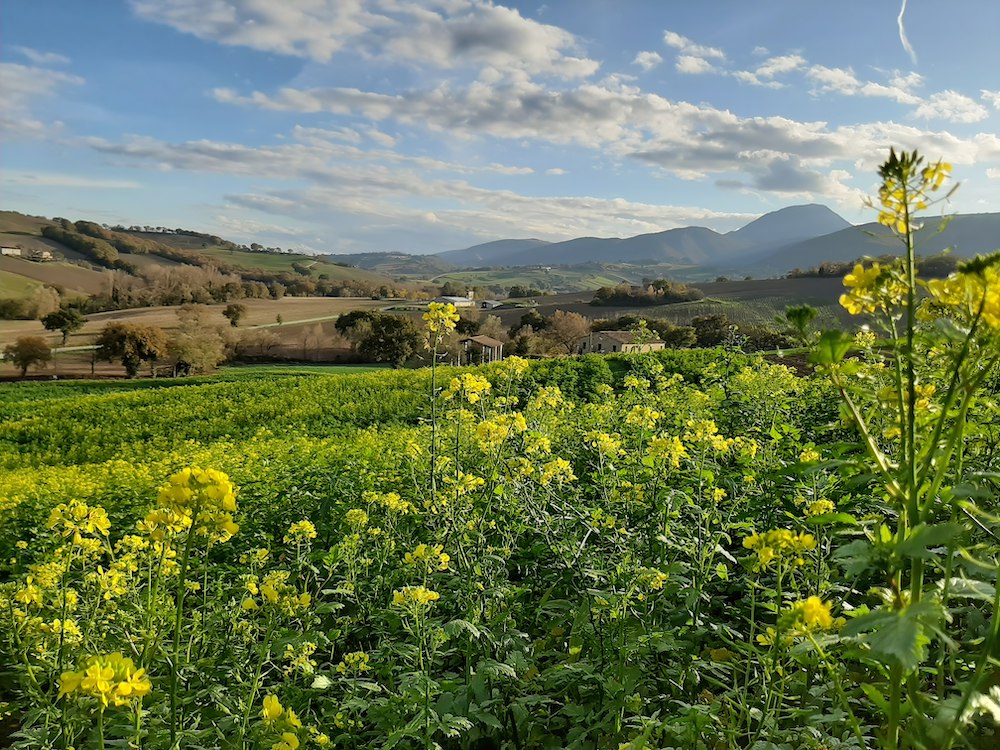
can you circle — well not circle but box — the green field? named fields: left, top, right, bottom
left=427, top=262, right=699, bottom=294
left=0, top=270, right=41, bottom=299
left=2, top=314, right=999, bottom=750
left=195, top=245, right=393, bottom=284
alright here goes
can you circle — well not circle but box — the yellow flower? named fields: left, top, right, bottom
left=59, top=652, right=151, bottom=707
left=336, top=651, right=371, bottom=675
left=393, top=585, right=441, bottom=608
left=403, top=543, right=450, bottom=572
left=47, top=501, right=111, bottom=544
left=344, top=509, right=369, bottom=529
left=800, top=596, right=834, bottom=629
left=647, top=435, right=687, bottom=470
left=284, top=519, right=318, bottom=544
left=423, top=301, right=460, bottom=334
left=743, top=529, right=816, bottom=568
left=784, top=596, right=837, bottom=633
left=443, top=373, right=492, bottom=403
left=262, top=694, right=283, bottom=723
left=272, top=732, right=300, bottom=750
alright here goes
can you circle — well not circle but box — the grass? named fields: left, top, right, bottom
left=194, top=246, right=392, bottom=284
left=0, top=271, right=41, bottom=299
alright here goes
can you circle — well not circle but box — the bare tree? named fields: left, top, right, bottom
left=540, top=310, right=591, bottom=355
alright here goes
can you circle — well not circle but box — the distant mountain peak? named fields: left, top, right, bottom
left=433, top=204, right=853, bottom=269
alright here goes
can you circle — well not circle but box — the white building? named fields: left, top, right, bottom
left=578, top=330, right=666, bottom=355
left=433, top=291, right=476, bottom=308
left=0, top=247, right=21, bottom=257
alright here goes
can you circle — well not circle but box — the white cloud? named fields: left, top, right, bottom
left=13, top=46, right=70, bottom=65
left=632, top=51, right=662, bottom=72
left=806, top=64, right=921, bottom=104
left=0, top=63, right=83, bottom=136
left=676, top=55, right=717, bottom=75
left=731, top=70, right=783, bottom=89
left=130, top=0, right=598, bottom=78
left=987, top=168, right=1000, bottom=179
left=545, top=167, right=567, bottom=175
left=914, top=90, right=989, bottom=123
left=209, top=76, right=1000, bottom=194
left=755, top=54, right=806, bottom=79
left=663, top=30, right=725, bottom=60
left=3, top=171, right=141, bottom=189
left=981, top=89, right=1000, bottom=109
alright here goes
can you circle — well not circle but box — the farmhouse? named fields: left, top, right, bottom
left=478, top=299, right=503, bottom=310
left=459, top=335, right=504, bottom=365
left=26, top=248, right=55, bottom=262
left=0, top=247, right=21, bottom=256
left=577, top=330, right=665, bottom=355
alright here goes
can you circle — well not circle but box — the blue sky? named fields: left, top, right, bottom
left=3, top=1, right=1000, bottom=254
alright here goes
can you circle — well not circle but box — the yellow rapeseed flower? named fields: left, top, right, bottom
left=284, top=519, right=318, bottom=544
left=262, top=694, right=283, bottom=723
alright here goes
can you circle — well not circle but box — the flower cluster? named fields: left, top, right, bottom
left=443, top=373, right=492, bottom=404
left=392, top=585, right=441, bottom=609
left=144, top=467, right=239, bottom=543
left=927, top=253, right=1000, bottom=331
left=875, top=150, right=951, bottom=237
left=336, top=650, right=371, bottom=675
left=243, top=570, right=311, bottom=616
left=647, top=435, right=687, bottom=470
left=47, top=501, right=111, bottom=545
left=59, top=652, right=152, bottom=708
left=475, top=412, right=528, bottom=451
left=284, top=519, right=317, bottom=544
left=283, top=642, right=318, bottom=677
left=261, top=694, right=303, bottom=750
left=403, top=543, right=450, bottom=572
left=683, top=420, right=732, bottom=452
left=422, top=301, right=460, bottom=334
left=742, top=529, right=817, bottom=568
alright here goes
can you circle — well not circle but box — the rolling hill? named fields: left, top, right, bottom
left=0, top=212, right=413, bottom=304
left=752, top=213, right=1000, bottom=274
left=430, top=204, right=854, bottom=269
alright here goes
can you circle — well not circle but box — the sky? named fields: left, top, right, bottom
left=3, top=1, right=1000, bottom=255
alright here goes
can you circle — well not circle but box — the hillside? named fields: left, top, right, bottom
left=435, top=238, right=552, bottom=267
left=754, top=212, right=1000, bottom=273
left=318, top=252, right=457, bottom=276
left=0, top=212, right=417, bottom=313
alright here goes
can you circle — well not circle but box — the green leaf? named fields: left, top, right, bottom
left=444, top=618, right=483, bottom=641
left=860, top=683, right=891, bottom=713
left=843, top=601, right=943, bottom=673
left=804, top=512, right=858, bottom=527
left=833, top=539, right=878, bottom=576
left=809, top=330, right=854, bottom=366
left=896, top=523, right=963, bottom=560
left=943, top=577, right=996, bottom=602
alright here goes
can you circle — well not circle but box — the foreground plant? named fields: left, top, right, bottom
left=813, top=148, right=1000, bottom=748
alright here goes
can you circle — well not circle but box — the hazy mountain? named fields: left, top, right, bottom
left=754, top=213, right=1000, bottom=273
left=435, top=204, right=853, bottom=269
left=436, top=238, right=551, bottom=267
left=727, top=204, right=852, bottom=257
left=501, top=226, right=738, bottom=266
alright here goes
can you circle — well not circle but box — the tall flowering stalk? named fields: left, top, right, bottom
left=145, top=467, right=239, bottom=748
left=815, top=149, right=1000, bottom=748
left=423, top=302, right=460, bottom=509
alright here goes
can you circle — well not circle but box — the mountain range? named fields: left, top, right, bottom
left=430, top=204, right=853, bottom=269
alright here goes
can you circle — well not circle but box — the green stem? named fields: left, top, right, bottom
left=236, top=616, right=277, bottom=748
left=168, top=509, right=201, bottom=749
